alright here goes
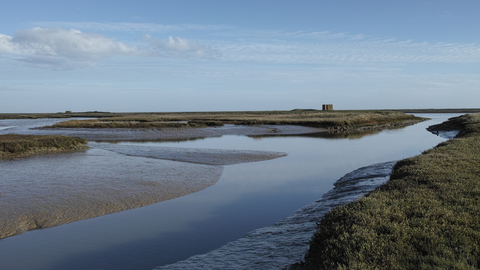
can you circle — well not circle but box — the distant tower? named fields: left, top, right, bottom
left=322, top=104, right=333, bottom=111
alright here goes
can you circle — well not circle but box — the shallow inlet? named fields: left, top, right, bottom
left=0, top=114, right=458, bottom=270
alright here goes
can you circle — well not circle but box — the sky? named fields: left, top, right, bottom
left=1, top=0, right=480, bottom=113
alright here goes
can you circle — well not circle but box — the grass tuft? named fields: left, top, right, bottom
left=0, top=134, right=88, bottom=158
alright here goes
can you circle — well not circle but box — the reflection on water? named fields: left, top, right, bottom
left=248, top=129, right=383, bottom=140
left=0, top=114, right=458, bottom=270
left=157, top=161, right=397, bottom=269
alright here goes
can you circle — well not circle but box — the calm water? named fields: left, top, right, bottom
left=0, top=114, right=457, bottom=270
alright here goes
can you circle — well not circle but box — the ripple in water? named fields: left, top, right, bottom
left=155, top=161, right=397, bottom=270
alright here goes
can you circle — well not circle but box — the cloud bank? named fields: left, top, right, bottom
left=0, top=27, right=214, bottom=68
left=2, top=25, right=480, bottom=69
left=0, top=27, right=140, bottom=68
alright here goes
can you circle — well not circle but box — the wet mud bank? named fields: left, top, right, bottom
left=0, top=149, right=219, bottom=239
left=0, top=147, right=286, bottom=240
left=90, top=142, right=287, bottom=165
left=34, top=124, right=327, bottom=141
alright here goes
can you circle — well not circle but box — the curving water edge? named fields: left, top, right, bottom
left=156, top=161, right=397, bottom=270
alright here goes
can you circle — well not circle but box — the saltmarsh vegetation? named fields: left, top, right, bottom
left=297, top=113, right=480, bottom=269
left=40, top=110, right=422, bottom=129
left=0, top=134, right=88, bottom=158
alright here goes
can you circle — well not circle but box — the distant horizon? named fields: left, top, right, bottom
left=2, top=107, right=480, bottom=115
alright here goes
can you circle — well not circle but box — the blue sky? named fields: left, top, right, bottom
left=1, top=0, right=480, bottom=113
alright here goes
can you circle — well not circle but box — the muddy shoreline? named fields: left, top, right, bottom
left=0, top=124, right=303, bottom=240
left=34, top=124, right=327, bottom=141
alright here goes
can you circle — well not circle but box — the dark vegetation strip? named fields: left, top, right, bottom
left=44, top=120, right=224, bottom=129
left=295, top=113, right=480, bottom=269
left=32, top=110, right=423, bottom=129
left=0, top=134, right=88, bottom=158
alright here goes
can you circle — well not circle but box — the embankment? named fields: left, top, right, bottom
left=295, top=113, right=480, bottom=269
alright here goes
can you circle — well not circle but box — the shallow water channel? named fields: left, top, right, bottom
left=0, top=114, right=458, bottom=270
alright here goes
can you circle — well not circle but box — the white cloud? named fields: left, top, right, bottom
left=143, top=35, right=217, bottom=58
left=11, top=27, right=138, bottom=58
left=2, top=25, right=480, bottom=70
left=0, top=27, right=140, bottom=68
left=0, top=27, right=218, bottom=68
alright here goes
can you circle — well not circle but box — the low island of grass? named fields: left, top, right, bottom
left=0, top=134, right=88, bottom=158
left=38, top=110, right=424, bottom=130
left=295, top=113, right=480, bottom=269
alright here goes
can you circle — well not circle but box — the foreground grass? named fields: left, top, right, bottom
left=39, top=110, right=422, bottom=129
left=0, top=134, right=88, bottom=158
left=298, top=113, right=480, bottom=269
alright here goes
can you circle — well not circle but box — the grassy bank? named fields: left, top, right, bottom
left=296, top=113, right=480, bottom=269
left=0, top=134, right=88, bottom=158
left=37, top=110, right=423, bottom=129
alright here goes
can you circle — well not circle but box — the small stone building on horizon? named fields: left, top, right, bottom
left=322, top=104, right=333, bottom=111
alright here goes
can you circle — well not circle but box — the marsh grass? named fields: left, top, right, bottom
left=297, top=113, right=480, bottom=269
left=40, top=110, right=421, bottom=129
left=0, top=134, right=88, bottom=158
left=45, top=118, right=224, bottom=129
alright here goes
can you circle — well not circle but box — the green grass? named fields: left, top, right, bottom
left=297, top=113, right=480, bottom=270
left=38, top=110, right=423, bottom=129
left=0, top=134, right=88, bottom=158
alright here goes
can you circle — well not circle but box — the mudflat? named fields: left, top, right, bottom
left=0, top=145, right=287, bottom=239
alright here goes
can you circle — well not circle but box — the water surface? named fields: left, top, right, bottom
left=0, top=114, right=458, bottom=270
